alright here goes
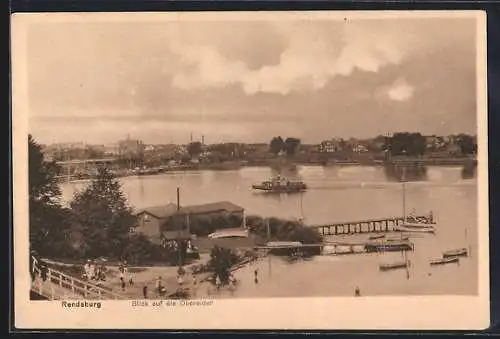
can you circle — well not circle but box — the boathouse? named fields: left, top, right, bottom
left=133, top=203, right=179, bottom=240
left=132, top=201, right=245, bottom=241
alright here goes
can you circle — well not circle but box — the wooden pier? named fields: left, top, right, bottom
left=253, top=239, right=414, bottom=255
left=311, top=215, right=430, bottom=236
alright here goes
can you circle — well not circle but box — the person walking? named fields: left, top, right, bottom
left=119, top=270, right=126, bottom=291
left=215, top=275, right=221, bottom=291
left=156, top=276, right=163, bottom=298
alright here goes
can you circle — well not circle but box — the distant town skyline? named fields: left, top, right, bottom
left=27, top=15, right=478, bottom=145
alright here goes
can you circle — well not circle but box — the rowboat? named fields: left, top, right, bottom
left=401, top=221, right=436, bottom=229
left=442, top=248, right=468, bottom=258
left=430, top=256, right=459, bottom=266
left=387, top=236, right=410, bottom=241
left=368, top=234, right=385, bottom=240
left=394, top=225, right=435, bottom=234
left=379, top=261, right=409, bottom=271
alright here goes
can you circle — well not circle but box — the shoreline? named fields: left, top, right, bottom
left=58, top=158, right=477, bottom=183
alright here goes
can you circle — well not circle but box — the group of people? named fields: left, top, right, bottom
left=145, top=273, right=197, bottom=299
left=118, top=262, right=134, bottom=291
left=213, top=271, right=238, bottom=292
left=83, top=259, right=106, bottom=282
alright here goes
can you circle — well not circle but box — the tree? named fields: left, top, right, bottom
left=269, top=136, right=285, bottom=155
left=28, top=135, right=71, bottom=256
left=207, top=246, right=239, bottom=285
left=29, top=135, right=61, bottom=206
left=187, top=141, right=203, bottom=158
left=69, top=167, right=137, bottom=258
left=455, top=134, right=477, bottom=155
left=284, top=137, right=301, bottom=156
left=388, top=132, right=426, bottom=157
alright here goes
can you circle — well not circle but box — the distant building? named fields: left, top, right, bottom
left=42, top=152, right=54, bottom=162
left=144, top=144, right=155, bottom=152
left=118, top=137, right=144, bottom=157
left=103, top=144, right=120, bottom=156
left=319, top=139, right=342, bottom=153
left=351, top=144, right=368, bottom=153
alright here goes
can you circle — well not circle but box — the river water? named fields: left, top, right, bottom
left=60, top=165, right=478, bottom=296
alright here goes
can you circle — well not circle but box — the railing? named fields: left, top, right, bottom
left=31, top=256, right=126, bottom=300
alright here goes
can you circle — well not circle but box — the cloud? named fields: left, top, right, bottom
left=387, top=78, right=415, bottom=101
left=169, top=20, right=426, bottom=95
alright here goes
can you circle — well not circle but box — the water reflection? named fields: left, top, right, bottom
left=383, top=163, right=428, bottom=182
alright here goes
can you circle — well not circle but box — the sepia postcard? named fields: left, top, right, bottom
left=11, top=10, right=489, bottom=330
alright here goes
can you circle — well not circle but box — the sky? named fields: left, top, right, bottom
left=26, top=15, right=479, bottom=145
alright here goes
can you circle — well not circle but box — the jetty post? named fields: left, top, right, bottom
left=177, top=186, right=180, bottom=211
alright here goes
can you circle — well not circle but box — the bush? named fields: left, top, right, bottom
left=246, top=217, right=323, bottom=256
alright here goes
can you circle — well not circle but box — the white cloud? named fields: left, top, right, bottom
left=387, top=78, right=415, bottom=101
left=168, top=20, right=420, bottom=95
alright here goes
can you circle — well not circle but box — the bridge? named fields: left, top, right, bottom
left=55, top=158, right=120, bottom=181
left=30, top=256, right=126, bottom=300
left=56, top=158, right=119, bottom=166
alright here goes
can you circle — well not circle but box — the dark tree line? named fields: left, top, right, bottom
left=386, top=132, right=477, bottom=157
left=386, top=133, right=427, bottom=157
left=269, top=136, right=301, bottom=156
left=455, top=134, right=477, bottom=155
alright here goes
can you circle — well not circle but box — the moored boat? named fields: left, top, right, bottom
left=430, top=256, right=459, bottom=266
left=442, top=248, right=468, bottom=258
left=387, top=235, right=410, bottom=241
left=379, top=261, right=409, bottom=271
left=368, top=234, right=386, bottom=240
left=402, top=213, right=436, bottom=228
left=394, top=225, right=435, bottom=234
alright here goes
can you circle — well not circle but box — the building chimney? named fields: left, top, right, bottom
left=201, top=135, right=205, bottom=145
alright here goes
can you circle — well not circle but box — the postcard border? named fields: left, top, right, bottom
left=11, top=10, right=490, bottom=330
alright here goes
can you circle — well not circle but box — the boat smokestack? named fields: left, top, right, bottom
left=177, top=187, right=180, bottom=211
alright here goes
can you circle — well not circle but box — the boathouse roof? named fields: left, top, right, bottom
left=177, top=201, right=244, bottom=216
left=134, top=201, right=244, bottom=219
left=134, top=203, right=178, bottom=219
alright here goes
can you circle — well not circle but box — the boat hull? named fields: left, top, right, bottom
left=430, top=257, right=459, bottom=265
left=394, top=225, right=435, bottom=233
left=252, top=185, right=306, bottom=193
left=442, top=249, right=468, bottom=258
left=379, top=262, right=409, bottom=271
